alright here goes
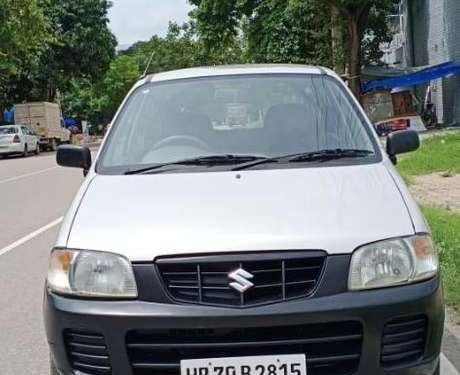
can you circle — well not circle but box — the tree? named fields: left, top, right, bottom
left=62, top=55, right=139, bottom=121
left=189, top=0, right=397, bottom=97
left=189, top=0, right=257, bottom=60
left=0, top=0, right=49, bottom=104
left=35, top=0, right=117, bottom=101
left=122, top=22, right=244, bottom=76
left=4, top=0, right=117, bottom=105
left=243, top=0, right=332, bottom=66
left=325, top=0, right=397, bottom=97
left=99, top=55, right=140, bottom=115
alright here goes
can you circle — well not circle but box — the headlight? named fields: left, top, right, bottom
left=47, top=249, right=138, bottom=298
left=349, top=235, right=438, bottom=291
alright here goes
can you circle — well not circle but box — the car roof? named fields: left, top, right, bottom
left=137, top=64, right=334, bottom=87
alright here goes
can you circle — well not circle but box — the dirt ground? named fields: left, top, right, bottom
left=409, top=173, right=460, bottom=212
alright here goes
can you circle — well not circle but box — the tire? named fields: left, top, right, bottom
left=35, top=142, right=40, bottom=155
left=50, top=138, right=57, bottom=152
left=23, top=144, right=28, bottom=157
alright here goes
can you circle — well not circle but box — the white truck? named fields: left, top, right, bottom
left=14, top=102, right=71, bottom=151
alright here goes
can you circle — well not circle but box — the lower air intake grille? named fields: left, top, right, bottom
left=381, top=315, right=427, bottom=368
left=157, top=252, right=326, bottom=307
left=64, top=330, right=111, bottom=375
left=127, top=321, right=363, bottom=375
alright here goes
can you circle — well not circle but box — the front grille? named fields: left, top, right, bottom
left=381, top=315, right=427, bottom=368
left=157, top=252, right=325, bottom=307
left=64, top=330, right=111, bottom=375
left=127, top=321, right=363, bottom=375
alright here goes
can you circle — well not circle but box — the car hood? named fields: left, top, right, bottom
left=67, top=164, right=415, bottom=261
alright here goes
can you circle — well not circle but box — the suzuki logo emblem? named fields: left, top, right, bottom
left=228, top=268, right=254, bottom=293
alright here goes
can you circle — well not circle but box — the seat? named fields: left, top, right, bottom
left=263, top=103, right=318, bottom=155
left=161, top=108, right=213, bottom=141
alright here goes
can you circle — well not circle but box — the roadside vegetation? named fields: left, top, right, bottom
left=421, top=206, right=460, bottom=310
left=397, top=132, right=460, bottom=177
left=397, top=132, right=460, bottom=311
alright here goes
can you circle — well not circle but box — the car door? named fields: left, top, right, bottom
left=21, top=126, right=33, bottom=149
left=30, top=129, right=39, bottom=150
left=28, top=128, right=39, bottom=150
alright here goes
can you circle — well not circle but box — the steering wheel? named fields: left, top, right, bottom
left=152, top=135, right=209, bottom=151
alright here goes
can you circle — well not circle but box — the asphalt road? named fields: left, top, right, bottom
left=0, top=152, right=458, bottom=375
left=0, top=152, right=83, bottom=374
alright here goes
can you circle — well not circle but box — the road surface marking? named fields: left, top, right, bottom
left=0, top=217, right=63, bottom=257
left=442, top=354, right=460, bottom=375
left=0, top=166, right=58, bottom=185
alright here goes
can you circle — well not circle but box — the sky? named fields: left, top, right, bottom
left=108, top=0, right=192, bottom=48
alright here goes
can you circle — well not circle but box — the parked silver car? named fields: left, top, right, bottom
left=46, top=65, right=443, bottom=375
left=0, top=125, right=40, bottom=157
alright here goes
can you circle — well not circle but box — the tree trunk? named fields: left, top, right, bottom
left=330, top=3, right=371, bottom=100
left=347, top=18, right=362, bottom=98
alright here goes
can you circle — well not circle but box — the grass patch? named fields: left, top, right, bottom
left=397, top=132, right=460, bottom=177
left=421, top=205, right=460, bottom=310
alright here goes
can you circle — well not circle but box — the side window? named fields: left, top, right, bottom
left=21, top=127, right=29, bottom=135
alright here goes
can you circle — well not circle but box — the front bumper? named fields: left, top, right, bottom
left=44, top=275, right=444, bottom=375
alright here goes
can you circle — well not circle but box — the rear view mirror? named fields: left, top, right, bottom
left=57, top=145, right=92, bottom=175
left=386, top=130, right=420, bottom=164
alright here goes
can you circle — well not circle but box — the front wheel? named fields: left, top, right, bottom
left=35, top=142, right=40, bottom=155
left=23, top=144, right=28, bottom=157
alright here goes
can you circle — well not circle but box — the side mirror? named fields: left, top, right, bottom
left=386, top=130, right=420, bottom=164
left=57, top=145, right=92, bottom=175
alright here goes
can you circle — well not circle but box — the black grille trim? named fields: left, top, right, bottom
left=381, top=314, right=427, bottom=368
left=64, top=330, right=112, bottom=375
left=157, top=251, right=326, bottom=307
left=127, top=321, right=363, bottom=375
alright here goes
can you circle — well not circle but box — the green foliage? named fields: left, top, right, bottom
left=122, top=22, right=244, bottom=75
left=397, top=133, right=460, bottom=177
left=189, top=0, right=397, bottom=78
left=189, top=0, right=251, bottom=58
left=421, top=205, right=460, bottom=309
left=99, top=55, right=140, bottom=115
left=63, top=55, right=140, bottom=121
left=0, top=0, right=50, bottom=101
left=244, top=0, right=333, bottom=66
left=3, top=0, right=116, bottom=104
left=362, top=4, right=395, bottom=65
left=39, top=0, right=117, bottom=100
left=123, top=22, right=201, bottom=74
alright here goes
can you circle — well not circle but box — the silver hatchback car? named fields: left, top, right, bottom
left=45, top=65, right=443, bottom=375
left=0, top=125, right=40, bottom=157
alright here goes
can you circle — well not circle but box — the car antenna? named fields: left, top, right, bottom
left=141, top=51, right=155, bottom=78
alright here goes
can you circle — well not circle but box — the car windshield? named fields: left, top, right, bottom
left=99, top=74, right=378, bottom=173
left=0, top=127, right=18, bottom=135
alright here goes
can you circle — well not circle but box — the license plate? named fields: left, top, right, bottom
left=181, top=354, right=307, bottom=375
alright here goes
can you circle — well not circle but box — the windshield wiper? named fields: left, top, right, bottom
left=288, top=148, right=374, bottom=162
left=124, top=155, right=267, bottom=175
left=232, top=149, right=374, bottom=171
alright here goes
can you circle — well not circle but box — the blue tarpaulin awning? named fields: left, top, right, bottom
left=362, top=61, right=460, bottom=93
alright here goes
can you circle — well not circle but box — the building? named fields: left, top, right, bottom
left=381, top=0, right=460, bottom=126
